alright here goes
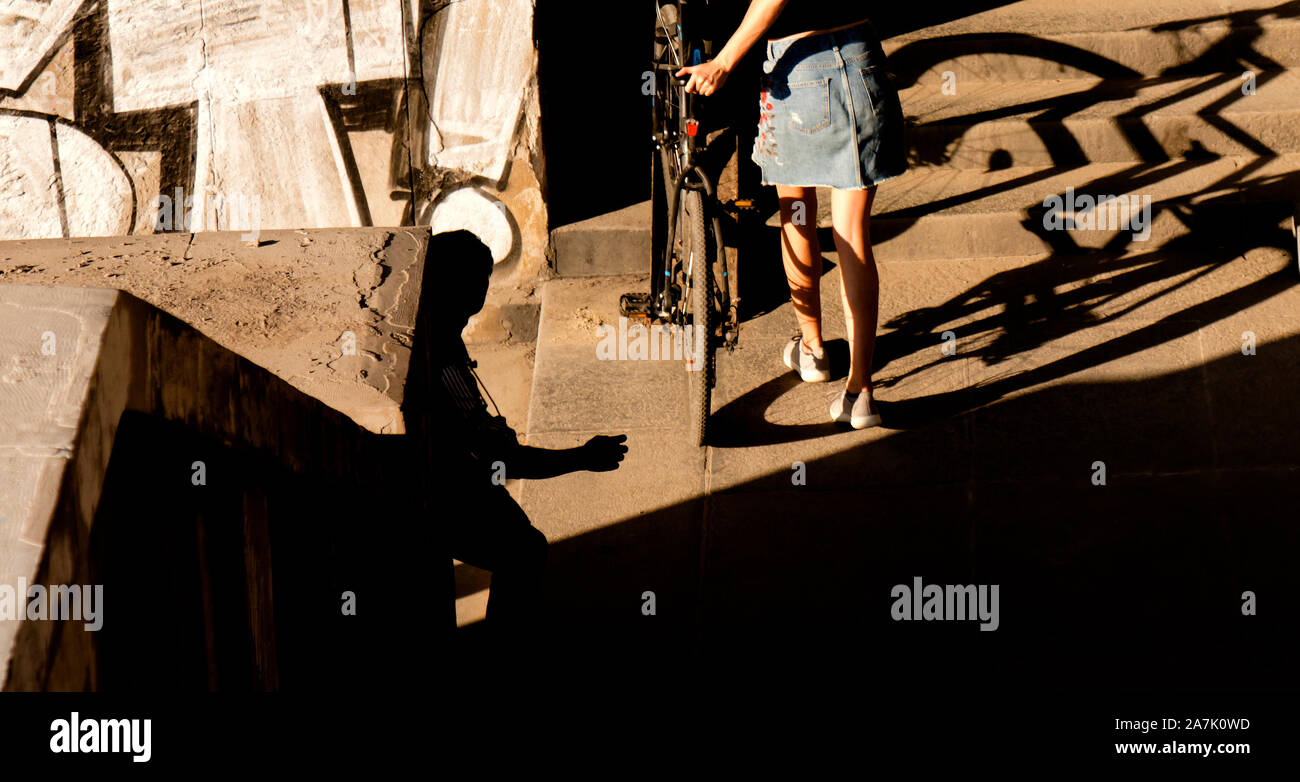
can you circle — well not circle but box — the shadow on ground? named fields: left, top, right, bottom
left=517, top=323, right=1299, bottom=692
left=504, top=2, right=1300, bottom=695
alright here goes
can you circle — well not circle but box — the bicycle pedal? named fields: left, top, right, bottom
left=619, top=292, right=654, bottom=319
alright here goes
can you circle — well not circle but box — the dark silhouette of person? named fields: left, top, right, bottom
left=405, top=230, right=627, bottom=638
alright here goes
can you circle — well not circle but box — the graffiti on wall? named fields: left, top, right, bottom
left=0, top=0, right=540, bottom=265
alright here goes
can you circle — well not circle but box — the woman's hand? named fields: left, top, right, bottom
left=676, top=60, right=730, bottom=96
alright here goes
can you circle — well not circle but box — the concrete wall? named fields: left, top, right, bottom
left=0, top=0, right=548, bottom=302
left=0, top=282, right=436, bottom=691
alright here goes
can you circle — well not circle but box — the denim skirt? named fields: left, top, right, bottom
left=752, top=21, right=908, bottom=189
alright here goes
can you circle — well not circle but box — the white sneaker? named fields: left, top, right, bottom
left=782, top=336, right=830, bottom=382
left=830, top=389, right=882, bottom=429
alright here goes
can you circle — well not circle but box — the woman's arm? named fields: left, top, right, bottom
left=676, top=0, right=789, bottom=96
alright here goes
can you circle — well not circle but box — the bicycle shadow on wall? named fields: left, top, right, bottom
left=874, top=0, right=1300, bottom=240
left=886, top=0, right=1300, bottom=166
left=711, top=0, right=1300, bottom=447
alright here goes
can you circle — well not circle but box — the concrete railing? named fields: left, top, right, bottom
left=0, top=227, right=451, bottom=690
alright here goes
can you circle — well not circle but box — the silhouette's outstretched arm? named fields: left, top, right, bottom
left=479, top=433, right=629, bottom=480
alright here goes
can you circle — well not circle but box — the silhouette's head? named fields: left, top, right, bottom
left=429, top=229, right=495, bottom=330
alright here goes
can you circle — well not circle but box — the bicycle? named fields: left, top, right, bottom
left=621, top=0, right=740, bottom=448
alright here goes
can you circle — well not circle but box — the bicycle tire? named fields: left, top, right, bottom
left=681, top=188, right=714, bottom=447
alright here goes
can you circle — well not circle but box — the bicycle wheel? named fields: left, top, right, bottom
left=680, top=188, right=714, bottom=447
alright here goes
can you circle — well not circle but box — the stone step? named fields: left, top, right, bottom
left=771, top=155, right=1300, bottom=261
left=549, top=200, right=651, bottom=278
left=525, top=273, right=686, bottom=437
left=904, top=71, right=1300, bottom=168
left=892, top=0, right=1298, bottom=37
left=885, top=1, right=1300, bottom=82
left=550, top=155, right=1300, bottom=275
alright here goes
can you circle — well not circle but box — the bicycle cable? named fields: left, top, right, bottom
left=655, top=4, right=683, bottom=68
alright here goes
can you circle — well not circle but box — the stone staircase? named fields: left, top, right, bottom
left=551, top=0, right=1300, bottom=275
left=856, top=0, right=1300, bottom=261
left=508, top=0, right=1300, bottom=647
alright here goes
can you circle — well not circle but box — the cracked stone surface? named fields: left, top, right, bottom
left=0, top=227, right=429, bottom=433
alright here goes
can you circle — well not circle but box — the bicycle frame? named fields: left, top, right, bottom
left=648, top=0, right=733, bottom=335
left=663, top=160, right=731, bottom=325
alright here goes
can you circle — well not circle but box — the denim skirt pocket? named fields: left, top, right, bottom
left=785, top=77, right=832, bottom=135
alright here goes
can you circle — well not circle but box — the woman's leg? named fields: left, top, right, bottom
left=831, top=186, right=880, bottom=394
left=777, top=185, right=824, bottom=353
